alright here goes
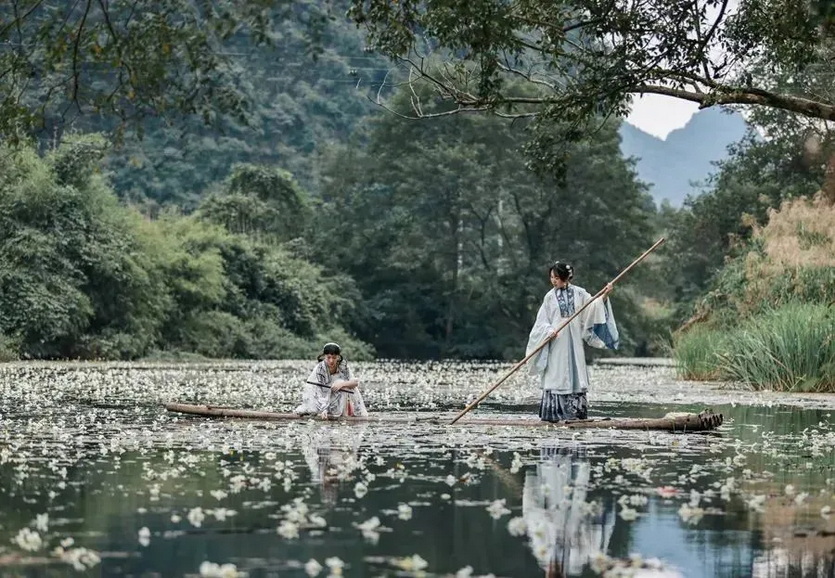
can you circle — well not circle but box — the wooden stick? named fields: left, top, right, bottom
left=449, top=237, right=666, bottom=425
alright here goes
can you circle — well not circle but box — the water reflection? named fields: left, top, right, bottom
left=523, top=442, right=616, bottom=577
left=300, top=423, right=367, bottom=506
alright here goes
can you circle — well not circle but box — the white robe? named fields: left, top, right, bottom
left=294, top=360, right=369, bottom=417
left=525, top=285, right=618, bottom=394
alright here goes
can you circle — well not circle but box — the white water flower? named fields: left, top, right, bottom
left=395, top=554, right=428, bottom=571
left=785, top=484, right=796, bottom=496
left=486, top=499, right=511, bottom=519
left=171, top=514, right=182, bottom=523
left=325, top=556, right=344, bottom=576
left=510, top=452, right=523, bottom=474
left=747, top=494, right=767, bottom=512
left=305, top=558, right=323, bottom=577
left=56, top=546, right=101, bottom=571
left=397, top=503, right=413, bottom=520
left=455, top=566, right=474, bottom=578
left=211, top=489, right=228, bottom=501
left=678, top=503, right=705, bottom=524
left=34, top=513, right=49, bottom=533
left=278, top=520, right=299, bottom=539
left=507, top=516, right=527, bottom=537
left=354, top=482, right=368, bottom=498
left=210, top=508, right=238, bottom=521
left=138, top=527, right=151, bottom=547
left=445, top=474, right=457, bottom=486
left=309, top=514, right=327, bottom=528
left=356, top=516, right=381, bottom=532
left=13, top=528, right=42, bottom=551
left=188, top=507, right=206, bottom=528
left=199, top=561, right=246, bottom=577
left=822, top=505, right=832, bottom=518
left=619, top=506, right=638, bottom=521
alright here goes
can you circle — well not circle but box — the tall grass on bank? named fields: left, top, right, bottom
left=721, top=303, right=835, bottom=392
left=675, top=303, right=835, bottom=391
left=673, top=327, right=728, bottom=380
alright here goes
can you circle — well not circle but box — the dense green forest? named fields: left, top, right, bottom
left=1, top=1, right=833, bottom=383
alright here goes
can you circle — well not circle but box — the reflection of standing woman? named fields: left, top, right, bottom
left=522, top=443, right=616, bottom=576
left=526, top=261, right=618, bottom=422
left=294, top=342, right=368, bottom=419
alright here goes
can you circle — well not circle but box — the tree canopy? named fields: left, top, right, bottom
left=0, top=0, right=328, bottom=139
left=348, top=0, right=835, bottom=127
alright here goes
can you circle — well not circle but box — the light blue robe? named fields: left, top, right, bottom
left=525, top=285, right=619, bottom=394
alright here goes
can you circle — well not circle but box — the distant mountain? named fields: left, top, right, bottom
left=620, top=107, right=748, bottom=207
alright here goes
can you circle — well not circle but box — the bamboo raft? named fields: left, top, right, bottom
left=165, top=403, right=724, bottom=432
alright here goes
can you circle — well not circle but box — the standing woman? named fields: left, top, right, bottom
left=526, top=261, right=618, bottom=422
left=295, top=342, right=369, bottom=419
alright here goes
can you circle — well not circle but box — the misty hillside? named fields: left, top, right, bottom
left=620, top=108, right=748, bottom=207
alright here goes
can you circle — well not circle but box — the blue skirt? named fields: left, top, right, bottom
left=539, top=391, right=588, bottom=422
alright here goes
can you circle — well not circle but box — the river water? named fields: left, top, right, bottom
left=0, top=360, right=833, bottom=577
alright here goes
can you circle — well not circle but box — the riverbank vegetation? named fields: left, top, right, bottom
left=0, top=2, right=832, bottom=391
left=674, top=196, right=835, bottom=391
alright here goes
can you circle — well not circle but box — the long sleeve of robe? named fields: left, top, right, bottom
left=294, top=360, right=368, bottom=417
left=525, top=285, right=619, bottom=394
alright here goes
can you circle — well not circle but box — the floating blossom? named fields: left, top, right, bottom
left=34, top=513, right=49, bottom=533
left=325, top=556, right=344, bottom=576
left=445, top=475, right=457, bottom=487
left=746, top=494, right=767, bottom=512
left=278, top=520, right=299, bottom=539
left=171, top=514, right=182, bottom=524
left=356, top=516, right=381, bottom=532
left=822, top=505, right=832, bottom=518
left=210, top=508, right=238, bottom=521
left=138, top=527, right=151, bottom=547
left=13, top=528, right=42, bottom=551
left=507, top=517, right=527, bottom=537
left=678, top=503, right=704, bottom=525
left=486, top=499, right=511, bottom=520
left=309, top=514, right=328, bottom=528
left=356, top=516, right=382, bottom=543
left=455, top=566, right=474, bottom=578
left=619, top=506, right=638, bottom=521
left=199, top=561, right=246, bottom=577
left=510, top=452, right=523, bottom=474
left=54, top=546, right=101, bottom=571
left=211, top=489, right=229, bottom=501
left=305, top=558, right=323, bottom=577
left=188, top=507, right=206, bottom=528
left=395, top=554, right=428, bottom=572
left=397, top=503, right=413, bottom=520
left=354, top=482, right=368, bottom=498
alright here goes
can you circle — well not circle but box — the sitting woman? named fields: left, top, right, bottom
left=295, top=342, right=369, bottom=419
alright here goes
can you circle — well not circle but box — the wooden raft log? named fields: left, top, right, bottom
left=165, top=403, right=723, bottom=432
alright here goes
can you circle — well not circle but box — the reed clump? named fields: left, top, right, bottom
left=675, top=195, right=835, bottom=391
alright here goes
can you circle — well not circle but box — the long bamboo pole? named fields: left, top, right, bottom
left=449, top=237, right=666, bottom=425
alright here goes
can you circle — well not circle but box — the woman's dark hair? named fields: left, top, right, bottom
left=549, top=261, right=574, bottom=282
left=318, top=342, right=343, bottom=361
left=322, top=342, right=341, bottom=355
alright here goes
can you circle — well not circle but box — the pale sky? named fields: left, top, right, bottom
left=626, top=93, right=702, bottom=140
